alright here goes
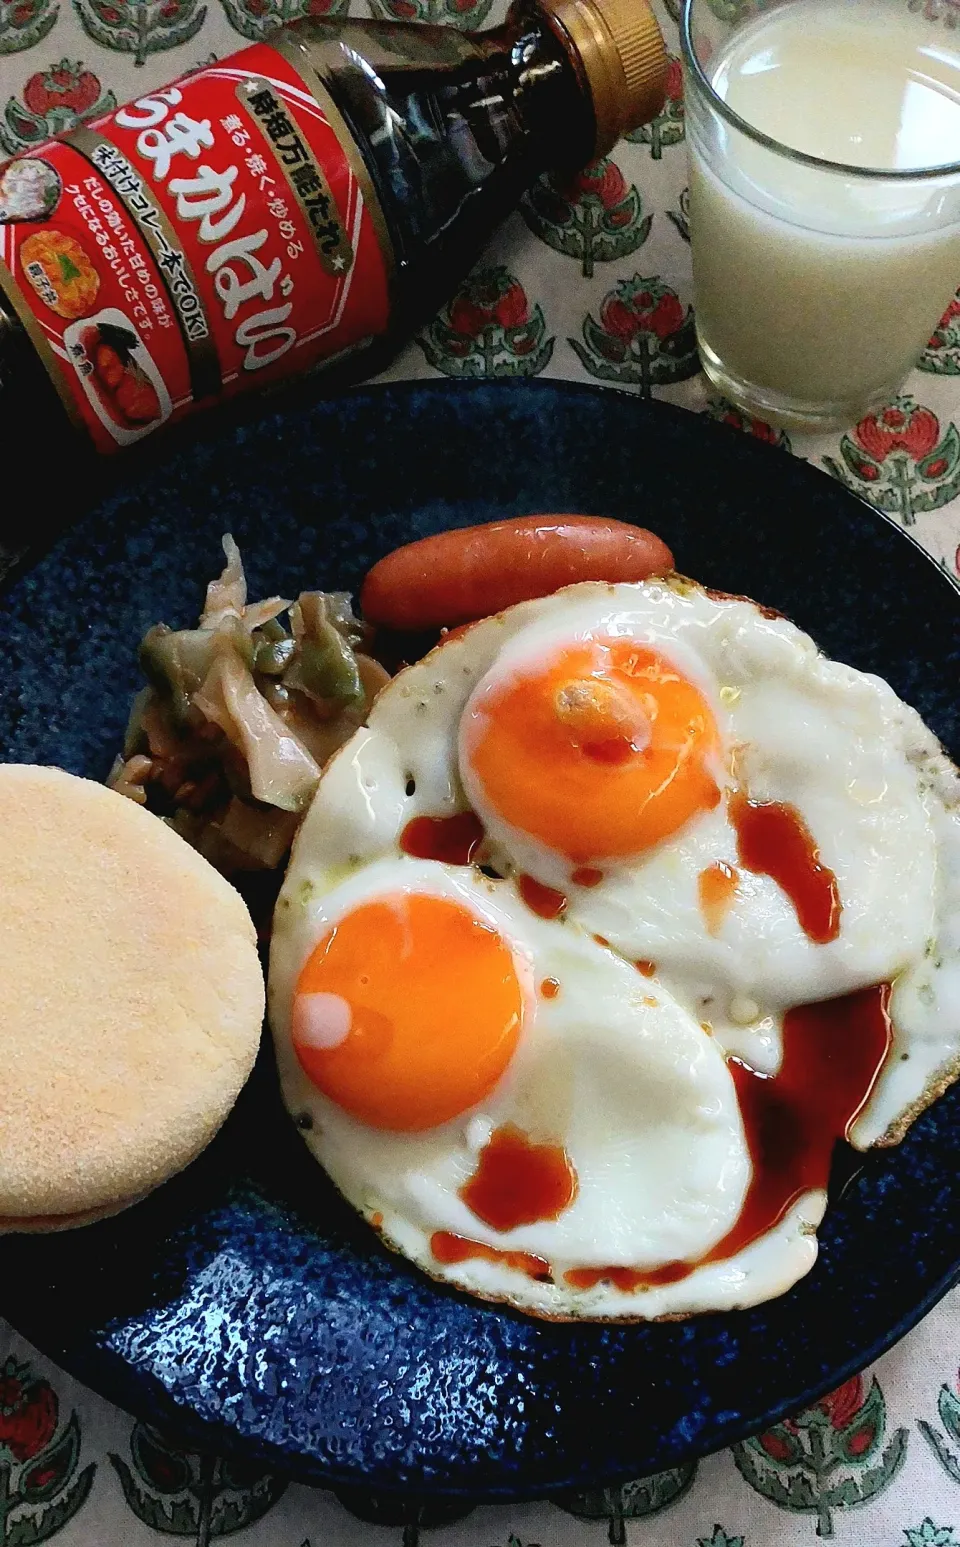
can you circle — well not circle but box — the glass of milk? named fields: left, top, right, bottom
left=682, top=0, right=960, bottom=430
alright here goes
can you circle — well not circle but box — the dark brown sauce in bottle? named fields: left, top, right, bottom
left=0, top=306, right=70, bottom=551
left=0, top=0, right=665, bottom=477
left=298, top=8, right=592, bottom=342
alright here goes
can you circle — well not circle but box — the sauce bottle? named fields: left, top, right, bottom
left=0, top=0, right=665, bottom=462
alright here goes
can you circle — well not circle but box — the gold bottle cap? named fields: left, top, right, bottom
left=540, top=0, right=668, bottom=158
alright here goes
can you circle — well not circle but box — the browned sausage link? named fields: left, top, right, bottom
left=360, top=516, right=675, bottom=630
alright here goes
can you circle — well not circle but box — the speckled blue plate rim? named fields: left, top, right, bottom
left=0, top=377, right=958, bottom=1499
left=36, top=1229, right=960, bottom=1503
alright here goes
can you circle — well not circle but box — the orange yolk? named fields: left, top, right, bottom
left=292, top=893, right=525, bottom=1131
left=463, top=639, right=721, bottom=863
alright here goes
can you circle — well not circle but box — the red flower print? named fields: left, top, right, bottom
left=721, top=408, right=778, bottom=443
left=749, top=418, right=777, bottom=443
left=664, top=55, right=683, bottom=102
left=24, top=1462, right=58, bottom=1490
left=0, top=1360, right=58, bottom=1463
left=601, top=282, right=685, bottom=342
left=559, top=159, right=628, bottom=212
left=927, top=297, right=960, bottom=348
left=23, top=62, right=102, bottom=116
left=139, top=1445, right=183, bottom=1491
left=758, top=1429, right=794, bottom=1461
left=816, top=1376, right=865, bottom=1429
left=855, top=401, right=940, bottom=462
left=448, top=269, right=529, bottom=336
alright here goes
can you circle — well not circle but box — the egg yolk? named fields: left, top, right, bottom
left=292, top=893, right=525, bottom=1131
left=463, top=638, right=721, bottom=863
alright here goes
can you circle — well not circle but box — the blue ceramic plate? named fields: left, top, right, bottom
left=0, top=379, right=958, bottom=1501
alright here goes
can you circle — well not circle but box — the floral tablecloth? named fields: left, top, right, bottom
left=1, top=0, right=959, bottom=1542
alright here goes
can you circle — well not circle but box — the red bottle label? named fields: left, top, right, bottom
left=0, top=40, right=392, bottom=453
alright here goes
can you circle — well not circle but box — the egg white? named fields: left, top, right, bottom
left=269, top=577, right=960, bottom=1317
left=357, top=577, right=959, bottom=1132
left=271, top=851, right=760, bottom=1318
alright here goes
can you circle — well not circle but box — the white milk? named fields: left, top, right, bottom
left=686, top=0, right=960, bottom=424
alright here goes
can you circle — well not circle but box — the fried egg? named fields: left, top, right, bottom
left=269, top=577, right=960, bottom=1319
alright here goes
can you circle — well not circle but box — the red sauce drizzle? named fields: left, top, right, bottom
left=430, top=1231, right=552, bottom=1282
left=731, top=793, right=841, bottom=944
left=540, top=977, right=561, bottom=999
left=635, top=959, right=657, bottom=977
left=564, top=1261, right=690, bottom=1291
left=518, top=874, right=568, bottom=919
left=572, top=866, right=604, bottom=888
left=702, top=982, right=892, bottom=1264
left=459, top=1123, right=579, bottom=1231
left=560, top=983, right=892, bottom=1292
left=698, top=860, right=740, bottom=936
left=400, top=811, right=484, bottom=865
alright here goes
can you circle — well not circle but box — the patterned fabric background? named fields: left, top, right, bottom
left=1, top=0, right=959, bottom=1541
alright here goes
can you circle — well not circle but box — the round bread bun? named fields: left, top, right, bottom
left=0, top=764, right=264, bottom=1228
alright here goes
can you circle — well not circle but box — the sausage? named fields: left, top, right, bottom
left=360, top=516, right=674, bottom=631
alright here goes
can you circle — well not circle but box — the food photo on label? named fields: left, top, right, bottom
left=0, top=158, right=61, bottom=223
left=65, top=312, right=170, bottom=441
left=0, top=0, right=666, bottom=473
left=84, top=514, right=960, bottom=1323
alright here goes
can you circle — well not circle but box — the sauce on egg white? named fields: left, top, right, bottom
left=400, top=811, right=485, bottom=865
left=572, top=867, right=604, bottom=888
left=430, top=1231, right=552, bottom=1282
left=698, top=861, right=741, bottom=937
left=712, top=983, right=892, bottom=1264
left=564, top=1262, right=692, bottom=1291
left=517, top=874, right=568, bottom=920
left=459, top=1122, right=578, bottom=1232
left=731, top=795, right=842, bottom=945
left=538, top=982, right=894, bottom=1294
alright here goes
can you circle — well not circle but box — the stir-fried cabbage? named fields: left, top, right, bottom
left=108, top=535, right=389, bottom=874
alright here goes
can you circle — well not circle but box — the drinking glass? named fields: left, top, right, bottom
left=681, top=0, right=960, bottom=431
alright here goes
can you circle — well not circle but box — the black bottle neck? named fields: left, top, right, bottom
left=286, top=4, right=594, bottom=324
